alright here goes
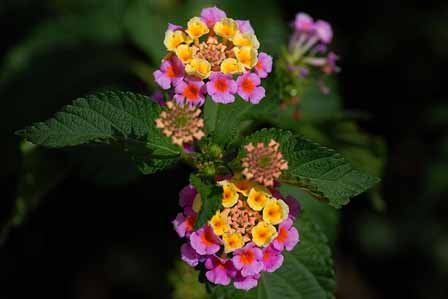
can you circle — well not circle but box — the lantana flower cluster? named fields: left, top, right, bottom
left=287, top=12, right=340, bottom=93
left=173, top=178, right=300, bottom=291
left=153, top=6, right=272, bottom=106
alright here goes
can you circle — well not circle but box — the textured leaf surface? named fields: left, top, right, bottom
left=190, top=174, right=222, bottom=230
left=209, top=212, right=335, bottom=299
left=17, top=91, right=180, bottom=173
left=239, top=129, right=379, bottom=208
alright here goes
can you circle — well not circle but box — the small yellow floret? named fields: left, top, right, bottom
left=164, top=30, right=191, bottom=51
left=185, top=58, right=211, bottom=79
left=213, top=18, right=238, bottom=39
left=233, top=31, right=260, bottom=49
left=220, top=58, right=244, bottom=74
left=186, top=17, right=209, bottom=39
left=234, top=46, right=258, bottom=69
left=209, top=211, right=229, bottom=236
left=251, top=221, right=277, bottom=247
left=262, top=198, right=289, bottom=225
left=175, top=44, right=196, bottom=64
left=223, top=232, right=244, bottom=253
left=247, top=188, right=269, bottom=211
left=221, top=183, right=239, bottom=208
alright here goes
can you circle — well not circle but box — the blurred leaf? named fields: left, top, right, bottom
left=168, top=261, right=208, bottom=299
left=209, top=211, right=335, bottom=299
left=0, top=141, right=71, bottom=245
left=238, top=128, right=380, bottom=208
left=0, top=0, right=128, bottom=87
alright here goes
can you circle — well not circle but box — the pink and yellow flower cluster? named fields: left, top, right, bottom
left=173, top=178, right=300, bottom=291
left=154, top=6, right=272, bottom=106
left=287, top=12, right=340, bottom=93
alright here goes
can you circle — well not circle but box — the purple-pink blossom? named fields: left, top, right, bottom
left=254, top=52, right=273, bottom=78
left=181, top=243, right=201, bottom=267
left=173, top=78, right=206, bottom=106
left=172, top=213, right=195, bottom=238
left=205, top=256, right=237, bottom=286
left=153, top=56, right=184, bottom=90
left=233, top=272, right=260, bottom=290
left=179, top=184, right=197, bottom=209
left=232, top=242, right=263, bottom=277
left=190, top=225, right=222, bottom=255
left=167, top=23, right=183, bottom=31
left=200, top=6, right=226, bottom=27
left=272, top=218, right=299, bottom=252
left=314, top=20, right=333, bottom=44
left=236, top=72, right=265, bottom=104
left=294, top=12, right=314, bottom=32
left=206, top=72, right=237, bottom=104
left=236, top=20, right=254, bottom=34
left=262, top=245, right=284, bottom=272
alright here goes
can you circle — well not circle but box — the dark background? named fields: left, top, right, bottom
left=1, top=0, right=447, bottom=298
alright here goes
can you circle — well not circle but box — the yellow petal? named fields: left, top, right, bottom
left=213, top=18, right=238, bottom=39
left=175, top=44, right=196, bottom=64
left=163, top=30, right=191, bottom=51
left=223, top=232, right=244, bottom=253
left=186, top=17, right=209, bottom=39
left=234, top=46, right=258, bottom=69
left=220, top=58, right=244, bottom=74
left=231, top=178, right=254, bottom=196
left=233, top=31, right=260, bottom=49
left=247, top=188, right=269, bottom=211
left=251, top=221, right=277, bottom=247
left=221, top=183, right=239, bottom=208
left=185, top=58, right=211, bottom=79
left=209, top=211, right=229, bottom=236
left=262, top=198, right=289, bottom=225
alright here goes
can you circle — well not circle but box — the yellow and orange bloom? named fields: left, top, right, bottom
left=234, top=46, right=258, bottom=69
left=185, top=58, right=212, bottom=79
left=263, top=198, right=289, bottom=225
left=186, top=17, right=209, bottom=39
left=175, top=44, right=196, bottom=64
left=164, top=30, right=191, bottom=51
left=221, top=182, right=239, bottom=208
left=233, top=31, right=260, bottom=49
left=247, top=188, right=269, bottom=211
left=220, top=58, right=245, bottom=75
left=209, top=210, right=229, bottom=236
left=213, top=18, right=238, bottom=40
left=222, top=232, right=244, bottom=253
left=251, top=221, right=278, bottom=247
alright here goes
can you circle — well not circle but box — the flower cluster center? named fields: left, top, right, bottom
left=222, top=199, right=261, bottom=242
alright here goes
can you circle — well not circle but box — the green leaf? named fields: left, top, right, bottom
left=238, top=128, right=380, bottom=208
left=209, top=211, right=336, bottom=299
left=204, top=93, right=279, bottom=149
left=190, top=174, right=222, bottom=229
left=17, top=91, right=180, bottom=174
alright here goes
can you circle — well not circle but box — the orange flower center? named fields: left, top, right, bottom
left=185, top=215, right=196, bottom=231
left=166, top=66, right=176, bottom=78
left=241, top=78, right=255, bottom=94
left=201, top=229, right=216, bottom=246
left=277, top=226, right=288, bottom=243
left=183, top=84, right=200, bottom=101
left=240, top=250, right=255, bottom=265
left=263, top=250, right=271, bottom=262
left=255, top=61, right=263, bottom=71
left=214, top=78, right=228, bottom=92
